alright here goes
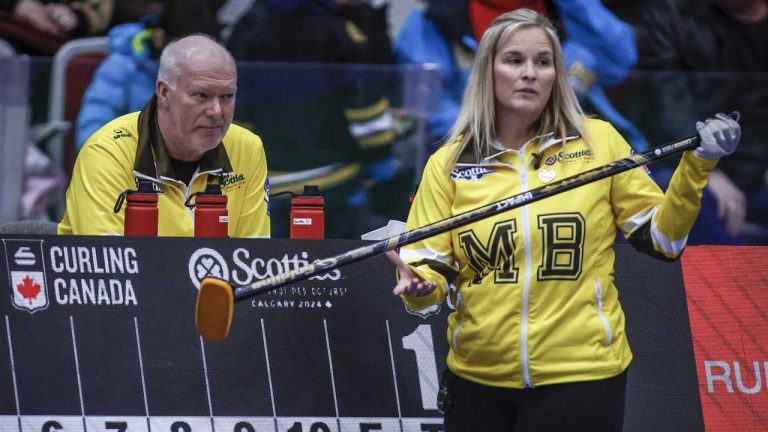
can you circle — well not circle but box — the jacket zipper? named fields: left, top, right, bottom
left=518, top=147, right=533, bottom=388
left=133, top=171, right=194, bottom=218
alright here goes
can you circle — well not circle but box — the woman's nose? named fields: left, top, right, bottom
left=521, top=60, right=536, bottom=80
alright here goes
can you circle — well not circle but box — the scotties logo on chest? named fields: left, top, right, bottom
left=545, top=149, right=593, bottom=166
left=451, top=166, right=495, bottom=181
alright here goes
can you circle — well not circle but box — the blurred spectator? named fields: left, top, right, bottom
left=636, top=0, right=768, bottom=244
left=0, top=0, right=110, bottom=54
left=217, top=0, right=255, bottom=42
left=1, top=0, right=111, bottom=37
left=395, top=0, right=649, bottom=152
left=227, top=0, right=402, bottom=238
left=109, top=1, right=164, bottom=26
left=75, top=0, right=223, bottom=150
left=392, top=0, right=473, bottom=151
left=157, top=0, right=224, bottom=41
left=1, top=0, right=223, bottom=54
left=228, top=0, right=393, bottom=63
left=2, top=0, right=66, bottom=37
left=22, top=124, right=67, bottom=220
left=75, top=19, right=160, bottom=149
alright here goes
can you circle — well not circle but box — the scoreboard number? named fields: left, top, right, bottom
left=401, top=325, right=439, bottom=411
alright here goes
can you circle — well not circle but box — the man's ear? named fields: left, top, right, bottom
left=156, top=80, right=170, bottom=106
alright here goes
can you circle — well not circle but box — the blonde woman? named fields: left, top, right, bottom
left=387, top=8, right=739, bottom=431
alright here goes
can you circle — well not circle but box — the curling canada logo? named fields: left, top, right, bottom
left=451, top=166, right=495, bottom=181
left=3, top=240, right=49, bottom=313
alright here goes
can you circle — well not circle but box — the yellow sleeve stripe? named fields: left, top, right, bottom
left=268, top=163, right=361, bottom=195
left=344, top=98, right=390, bottom=122
left=349, top=111, right=394, bottom=137
left=357, top=130, right=395, bottom=149
left=400, top=247, right=454, bottom=266
left=621, top=207, right=654, bottom=235
left=650, top=215, right=688, bottom=258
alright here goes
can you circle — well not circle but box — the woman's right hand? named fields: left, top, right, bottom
left=385, top=251, right=438, bottom=297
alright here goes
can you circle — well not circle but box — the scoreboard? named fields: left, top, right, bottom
left=0, top=236, right=704, bottom=431
left=1, top=237, right=447, bottom=432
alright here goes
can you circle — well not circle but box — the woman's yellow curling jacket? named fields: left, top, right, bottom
left=400, top=118, right=716, bottom=388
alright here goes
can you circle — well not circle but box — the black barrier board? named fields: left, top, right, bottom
left=0, top=236, right=702, bottom=431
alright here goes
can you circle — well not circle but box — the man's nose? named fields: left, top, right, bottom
left=206, top=98, right=222, bottom=117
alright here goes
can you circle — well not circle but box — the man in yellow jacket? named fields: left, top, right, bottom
left=59, top=34, right=270, bottom=237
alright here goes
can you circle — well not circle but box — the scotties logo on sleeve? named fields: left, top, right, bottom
left=451, top=166, right=495, bottom=181
left=221, top=173, right=247, bottom=191
left=3, top=240, right=49, bottom=313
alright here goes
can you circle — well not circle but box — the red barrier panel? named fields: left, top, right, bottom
left=682, top=246, right=768, bottom=431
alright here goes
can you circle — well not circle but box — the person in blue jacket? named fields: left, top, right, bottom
left=75, top=19, right=161, bottom=150
left=395, top=0, right=649, bottom=152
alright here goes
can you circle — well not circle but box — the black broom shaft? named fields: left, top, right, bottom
left=233, top=134, right=701, bottom=301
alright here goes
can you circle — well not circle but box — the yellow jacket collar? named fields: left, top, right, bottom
left=134, top=96, right=233, bottom=181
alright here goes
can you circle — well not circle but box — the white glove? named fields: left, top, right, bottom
left=695, top=112, right=741, bottom=160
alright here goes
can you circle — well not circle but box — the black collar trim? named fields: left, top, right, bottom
left=134, top=96, right=234, bottom=181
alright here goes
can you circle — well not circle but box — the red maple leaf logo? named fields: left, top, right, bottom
left=17, top=275, right=41, bottom=304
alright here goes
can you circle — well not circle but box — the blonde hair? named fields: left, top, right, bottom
left=446, top=8, right=586, bottom=164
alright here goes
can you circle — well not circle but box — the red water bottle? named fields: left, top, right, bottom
left=114, top=179, right=159, bottom=237
left=186, top=182, right=229, bottom=238
left=290, top=185, right=324, bottom=239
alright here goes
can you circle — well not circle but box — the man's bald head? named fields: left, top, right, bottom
left=157, top=34, right=236, bottom=90
left=155, top=34, right=238, bottom=161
